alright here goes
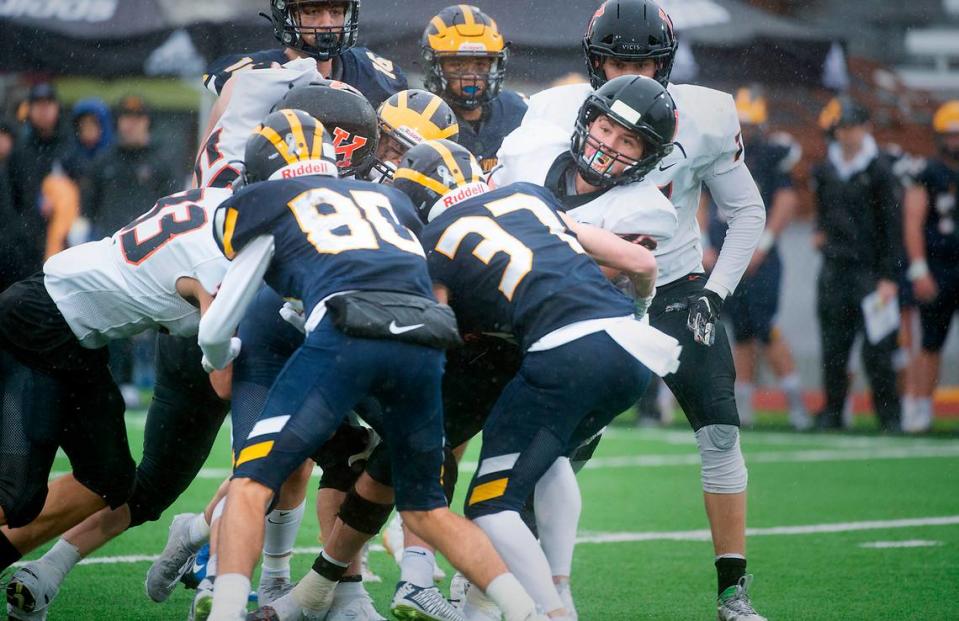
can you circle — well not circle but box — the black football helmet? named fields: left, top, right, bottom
left=265, top=0, right=360, bottom=61
left=273, top=80, right=379, bottom=177
left=583, top=0, right=678, bottom=88
left=571, top=75, right=677, bottom=188
left=422, top=5, right=509, bottom=110
left=244, top=108, right=338, bottom=183
left=392, top=139, right=485, bottom=222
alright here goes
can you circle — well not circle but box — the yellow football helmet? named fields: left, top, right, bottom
left=933, top=100, right=959, bottom=134
left=421, top=5, right=509, bottom=109
left=735, top=87, right=768, bottom=126
left=371, top=89, right=460, bottom=181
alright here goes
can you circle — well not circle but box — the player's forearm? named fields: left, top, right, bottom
left=903, top=185, right=929, bottom=263
left=198, top=235, right=275, bottom=368
left=561, top=214, right=657, bottom=292
left=704, top=165, right=766, bottom=298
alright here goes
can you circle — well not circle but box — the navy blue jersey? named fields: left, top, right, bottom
left=421, top=182, right=635, bottom=351
left=205, top=47, right=407, bottom=108
left=216, top=176, right=431, bottom=315
left=708, top=137, right=792, bottom=252
left=455, top=90, right=527, bottom=174
left=915, top=158, right=959, bottom=267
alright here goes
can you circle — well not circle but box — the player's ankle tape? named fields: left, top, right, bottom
left=339, top=574, right=362, bottom=583
left=313, top=554, right=349, bottom=582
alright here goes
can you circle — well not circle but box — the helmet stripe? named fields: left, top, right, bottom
left=280, top=109, right=309, bottom=160
left=422, top=94, right=443, bottom=124
left=429, top=15, right=447, bottom=34
left=429, top=140, right=467, bottom=186
left=398, top=89, right=409, bottom=111
left=393, top=168, right=451, bottom=196
left=311, top=119, right=327, bottom=159
left=256, top=125, right=299, bottom=165
left=460, top=4, right=475, bottom=26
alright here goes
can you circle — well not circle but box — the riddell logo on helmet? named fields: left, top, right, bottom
left=270, top=159, right=337, bottom=180
left=457, top=42, right=487, bottom=53
left=442, top=181, right=489, bottom=208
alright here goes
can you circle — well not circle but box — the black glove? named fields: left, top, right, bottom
left=686, top=289, right=724, bottom=346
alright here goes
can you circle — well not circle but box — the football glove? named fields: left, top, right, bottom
left=279, top=301, right=307, bottom=334
left=686, top=289, right=723, bottom=346
left=201, top=337, right=242, bottom=373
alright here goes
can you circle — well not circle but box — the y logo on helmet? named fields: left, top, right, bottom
left=331, top=127, right=368, bottom=168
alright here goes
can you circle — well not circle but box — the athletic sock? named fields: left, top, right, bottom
left=261, top=500, right=305, bottom=581
left=484, top=573, right=538, bottom=621
left=41, top=539, right=82, bottom=579
left=715, top=554, right=747, bottom=596
left=206, top=553, right=218, bottom=579
left=916, top=397, right=933, bottom=429
left=210, top=572, right=250, bottom=620
left=0, top=531, right=22, bottom=571
left=400, top=546, right=436, bottom=588
left=188, top=512, right=211, bottom=548
left=734, top=383, right=755, bottom=426
left=292, top=560, right=344, bottom=612
left=780, top=373, right=804, bottom=413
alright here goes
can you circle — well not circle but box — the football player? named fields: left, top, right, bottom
left=0, top=184, right=234, bottom=603
left=514, top=1, right=768, bottom=619
left=703, top=88, right=810, bottom=431
left=421, top=5, right=527, bottom=173
left=901, top=100, right=959, bottom=432
left=199, top=110, right=545, bottom=621
left=391, top=139, right=680, bottom=619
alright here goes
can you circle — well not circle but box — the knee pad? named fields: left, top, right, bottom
left=695, top=424, right=748, bottom=494
left=338, top=487, right=394, bottom=535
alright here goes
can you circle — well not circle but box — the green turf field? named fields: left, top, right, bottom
left=12, top=411, right=959, bottom=620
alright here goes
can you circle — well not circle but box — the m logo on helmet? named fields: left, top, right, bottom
left=331, top=127, right=369, bottom=169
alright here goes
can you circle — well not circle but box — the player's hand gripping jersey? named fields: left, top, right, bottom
left=493, top=117, right=677, bottom=249
left=520, top=81, right=760, bottom=295
left=43, top=188, right=233, bottom=347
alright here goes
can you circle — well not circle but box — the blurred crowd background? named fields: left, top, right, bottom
left=1, top=0, right=957, bottom=432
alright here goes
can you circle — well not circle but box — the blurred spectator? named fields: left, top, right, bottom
left=705, top=88, right=811, bottom=430
left=62, top=98, right=114, bottom=185
left=84, top=95, right=177, bottom=407
left=812, top=96, right=902, bottom=431
left=84, top=95, right=178, bottom=239
left=900, top=101, right=959, bottom=433
left=5, top=83, right=70, bottom=287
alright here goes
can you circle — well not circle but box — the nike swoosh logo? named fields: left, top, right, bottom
left=658, top=162, right=677, bottom=172
left=389, top=321, right=424, bottom=335
left=192, top=560, right=206, bottom=574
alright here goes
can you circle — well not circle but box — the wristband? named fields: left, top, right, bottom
left=907, top=259, right=929, bottom=282
left=756, top=230, right=775, bottom=253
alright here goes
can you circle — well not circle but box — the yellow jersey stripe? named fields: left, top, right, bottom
left=468, top=477, right=508, bottom=506
left=222, top=207, right=239, bottom=259
left=235, top=440, right=274, bottom=468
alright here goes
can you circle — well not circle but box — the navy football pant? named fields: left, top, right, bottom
left=464, top=331, right=649, bottom=519
left=232, top=319, right=448, bottom=512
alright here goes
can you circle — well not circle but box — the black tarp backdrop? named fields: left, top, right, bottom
left=0, top=0, right=843, bottom=88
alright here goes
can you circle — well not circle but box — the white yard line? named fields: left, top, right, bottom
left=15, top=515, right=956, bottom=568
left=858, top=540, right=943, bottom=549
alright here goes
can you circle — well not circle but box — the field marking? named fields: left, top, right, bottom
left=48, top=443, right=959, bottom=481
left=16, top=515, right=958, bottom=568
left=858, top=540, right=943, bottom=549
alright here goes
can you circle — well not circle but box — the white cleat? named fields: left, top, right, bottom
left=5, top=560, right=64, bottom=621
left=327, top=586, right=386, bottom=621
left=258, top=576, right=294, bottom=608
left=461, top=581, right=501, bottom=621
left=391, top=581, right=464, bottom=621
left=146, top=513, right=203, bottom=602
left=189, top=578, right=214, bottom=621
left=717, top=575, right=767, bottom=621
left=448, top=572, right=468, bottom=611
left=360, top=543, right=382, bottom=584
left=381, top=513, right=404, bottom=565
left=555, top=581, right=577, bottom=621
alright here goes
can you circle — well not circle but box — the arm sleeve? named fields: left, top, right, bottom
left=198, top=234, right=275, bottom=369
left=702, top=164, right=767, bottom=298
left=874, top=165, right=904, bottom=281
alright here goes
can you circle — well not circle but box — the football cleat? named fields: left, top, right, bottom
left=5, top=561, right=62, bottom=620
left=461, top=581, right=501, bottom=621
left=391, top=581, right=465, bottom=621
left=188, top=578, right=214, bottom=621
left=717, top=575, right=767, bottom=621
left=181, top=543, right=211, bottom=590
left=258, top=576, right=294, bottom=608
left=382, top=513, right=405, bottom=565
left=327, top=586, right=385, bottom=621
left=145, top=513, right=203, bottom=602
left=448, top=572, right=468, bottom=610
left=555, top=581, right=578, bottom=621
left=360, top=542, right=382, bottom=584
left=248, top=589, right=324, bottom=621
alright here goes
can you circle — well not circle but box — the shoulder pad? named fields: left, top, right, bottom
left=568, top=181, right=677, bottom=244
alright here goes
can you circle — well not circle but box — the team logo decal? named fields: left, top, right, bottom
left=331, top=127, right=368, bottom=168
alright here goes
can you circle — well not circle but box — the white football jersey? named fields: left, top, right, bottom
left=493, top=117, right=678, bottom=270
left=522, top=81, right=746, bottom=287
left=195, top=57, right=323, bottom=188
left=44, top=188, right=233, bottom=348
